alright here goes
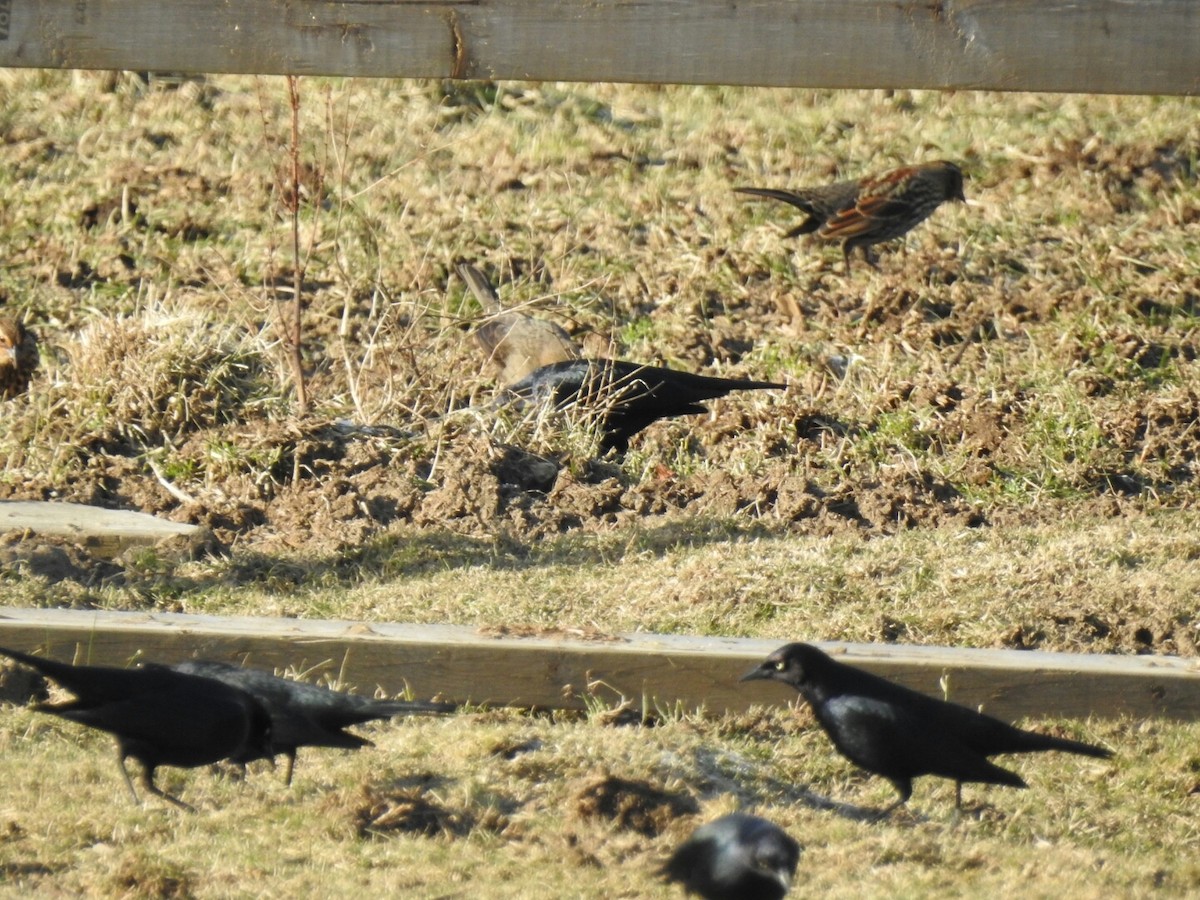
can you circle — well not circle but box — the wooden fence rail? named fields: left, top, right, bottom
left=1, top=606, right=1197, bottom=720
left=0, top=1, right=1197, bottom=95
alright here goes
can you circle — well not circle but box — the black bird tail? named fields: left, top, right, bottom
left=1008, top=731, right=1112, bottom=759
left=366, top=699, right=458, bottom=718
left=666, top=369, right=788, bottom=398
left=0, top=645, right=85, bottom=690
left=735, top=187, right=824, bottom=237
left=704, top=376, right=788, bottom=393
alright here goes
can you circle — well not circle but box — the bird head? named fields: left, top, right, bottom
left=934, top=160, right=967, bottom=203
left=754, top=832, right=802, bottom=895
left=740, top=643, right=824, bottom=689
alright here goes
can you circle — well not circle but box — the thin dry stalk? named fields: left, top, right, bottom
left=282, top=75, right=309, bottom=415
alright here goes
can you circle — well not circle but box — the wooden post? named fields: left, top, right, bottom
left=0, top=606, right=1197, bottom=720
left=0, top=1, right=1196, bottom=95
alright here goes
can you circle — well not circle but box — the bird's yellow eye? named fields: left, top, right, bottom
left=773, top=660, right=786, bottom=671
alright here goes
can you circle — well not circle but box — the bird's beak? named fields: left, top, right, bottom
left=773, top=868, right=793, bottom=894
left=739, top=662, right=771, bottom=683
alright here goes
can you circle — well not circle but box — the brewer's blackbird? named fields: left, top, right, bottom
left=736, top=160, right=966, bottom=273
left=660, top=812, right=801, bottom=900
left=172, top=660, right=457, bottom=785
left=507, top=358, right=786, bottom=453
left=457, top=262, right=580, bottom=385
left=0, top=645, right=271, bottom=811
left=741, top=643, right=1112, bottom=814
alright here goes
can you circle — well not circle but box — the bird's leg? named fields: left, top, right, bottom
left=955, top=781, right=963, bottom=810
left=139, top=764, right=196, bottom=813
left=871, top=780, right=913, bottom=821
left=841, top=243, right=853, bottom=275
left=283, top=751, right=296, bottom=788
left=870, top=797, right=908, bottom=823
left=116, top=749, right=141, bottom=806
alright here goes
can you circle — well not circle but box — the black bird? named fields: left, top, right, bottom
left=0, top=645, right=271, bottom=811
left=172, top=660, right=457, bottom=786
left=741, top=643, right=1112, bottom=814
left=737, top=160, right=966, bottom=273
left=660, top=812, right=801, bottom=900
left=506, top=358, right=787, bottom=453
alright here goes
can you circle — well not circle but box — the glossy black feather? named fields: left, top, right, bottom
left=742, top=643, right=1111, bottom=812
left=507, top=358, right=786, bottom=452
left=661, top=813, right=801, bottom=900
left=172, top=660, right=456, bottom=785
left=0, top=645, right=271, bottom=810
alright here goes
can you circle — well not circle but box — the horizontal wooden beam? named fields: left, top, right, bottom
left=0, top=606, right=1196, bottom=720
left=0, top=1, right=1196, bottom=95
left=0, top=501, right=199, bottom=558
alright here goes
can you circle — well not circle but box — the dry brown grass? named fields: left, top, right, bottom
left=0, top=72, right=1198, bottom=896
left=0, top=701, right=1194, bottom=898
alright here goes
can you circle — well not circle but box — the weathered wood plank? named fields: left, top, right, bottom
left=0, top=501, right=199, bottom=558
left=0, top=1, right=1196, bottom=95
left=0, top=606, right=1196, bottom=720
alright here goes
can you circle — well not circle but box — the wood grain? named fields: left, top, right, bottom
left=0, top=606, right=1196, bottom=720
left=0, top=1, right=1196, bottom=95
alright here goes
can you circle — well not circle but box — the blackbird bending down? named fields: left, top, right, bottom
left=741, top=643, right=1112, bottom=815
left=736, top=160, right=966, bottom=273
left=172, top=660, right=457, bottom=785
left=0, top=646, right=272, bottom=811
left=660, top=812, right=801, bottom=900
left=507, top=358, right=786, bottom=453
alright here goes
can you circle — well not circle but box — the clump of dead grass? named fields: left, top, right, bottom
left=66, top=312, right=277, bottom=442
left=354, top=783, right=474, bottom=839
left=351, top=776, right=511, bottom=841
left=0, top=310, right=283, bottom=488
left=570, top=774, right=698, bottom=837
left=0, top=310, right=277, bottom=462
left=102, top=852, right=195, bottom=900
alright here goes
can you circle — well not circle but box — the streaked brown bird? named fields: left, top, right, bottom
left=458, top=263, right=580, bottom=386
left=0, top=317, right=38, bottom=399
left=736, top=160, right=966, bottom=273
